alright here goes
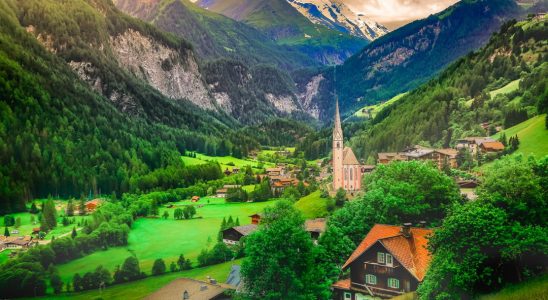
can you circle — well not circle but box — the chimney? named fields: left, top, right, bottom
left=401, top=223, right=412, bottom=238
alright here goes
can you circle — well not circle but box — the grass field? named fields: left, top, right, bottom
left=478, top=275, right=548, bottom=300
left=0, top=211, right=89, bottom=240
left=353, top=93, right=407, bottom=119
left=489, top=79, right=521, bottom=98
left=56, top=200, right=279, bottom=282
left=181, top=153, right=274, bottom=171
left=39, top=259, right=241, bottom=300
left=294, top=191, right=330, bottom=219
left=0, top=250, right=12, bottom=264
left=493, top=114, right=548, bottom=158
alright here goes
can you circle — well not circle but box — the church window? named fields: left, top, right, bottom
left=344, top=168, right=348, bottom=180
left=350, top=168, right=353, bottom=180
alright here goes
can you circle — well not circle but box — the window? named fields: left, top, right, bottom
left=350, top=167, right=353, bottom=180
left=365, top=274, right=377, bottom=285
left=386, top=253, right=393, bottom=266
left=377, top=252, right=385, bottom=263
left=388, top=278, right=400, bottom=289
left=345, top=168, right=348, bottom=180
left=344, top=292, right=351, bottom=300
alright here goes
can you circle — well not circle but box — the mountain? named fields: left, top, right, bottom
left=286, top=0, right=389, bottom=41
left=196, top=0, right=368, bottom=64
left=113, top=0, right=317, bottom=70
left=297, top=0, right=542, bottom=120
left=349, top=14, right=548, bottom=160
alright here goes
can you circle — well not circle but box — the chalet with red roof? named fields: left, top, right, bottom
left=332, top=224, right=433, bottom=299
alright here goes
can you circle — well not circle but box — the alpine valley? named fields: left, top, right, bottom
left=0, top=0, right=546, bottom=299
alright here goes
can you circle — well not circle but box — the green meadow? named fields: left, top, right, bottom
left=181, top=153, right=274, bottom=171
left=56, top=199, right=279, bottom=282
left=493, top=114, right=548, bottom=158
left=478, top=275, right=548, bottom=300
left=489, top=79, right=521, bottom=98
left=294, top=191, right=330, bottom=219
left=38, top=259, right=240, bottom=300
left=353, top=93, right=407, bottom=119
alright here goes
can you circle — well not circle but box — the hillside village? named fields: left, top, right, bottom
left=0, top=0, right=547, bottom=299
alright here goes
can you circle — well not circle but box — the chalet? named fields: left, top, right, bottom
left=332, top=224, right=433, bottom=299
left=304, top=218, right=326, bottom=241
left=216, top=188, right=228, bottom=198
left=378, top=146, right=457, bottom=170
left=361, top=165, right=376, bottom=174
left=232, top=167, right=240, bottom=174
left=0, top=236, right=36, bottom=250
left=191, top=196, right=200, bottom=203
left=266, top=167, right=284, bottom=177
left=456, top=137, right=496, bottom=154
left=32, top=227, right=41, bottom=235
left=85, top=199, right=103, bottom=212
left=222, top=224, right=258, bottom=245
left=249, top=213, right=262, bottom=225
left=144, top=278, right=230, bottom=300
left=377, top=152, right=406, bottom=165
left=271, top=178, right=307, bottom=196
left=479, top=141, right=505, bottom=153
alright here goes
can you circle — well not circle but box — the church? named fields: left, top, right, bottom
left=332, top=101, right=362, bottom=192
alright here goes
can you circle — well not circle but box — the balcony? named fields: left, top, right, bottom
left=350, top=282, right=404, bottom=298
left=363, top=261, right=398, bottom=275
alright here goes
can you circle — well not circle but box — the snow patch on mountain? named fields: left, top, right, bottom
left=286, top=0, right=388, bottom=40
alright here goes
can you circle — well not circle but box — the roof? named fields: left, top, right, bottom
left=216, top=188, right=228, bottom=193
left=230, top=224, right=258, bottom=236
left=249, top=213, right=262, bottom=218
left=304, top=218, right=327, bottom=233
left=191, top=196, right=200, bottom=200
left=341, top=224, right=433, bottom=281
left=332, top=278, right=351, bottom=290
left=480, top=141, right=505, bottom=151
left=435, top=148, right=458, bottom=157
left=403, top=146, right=434, bottom=158
left=266, top=167, right=282, bottom=172
left=225, top=265, right=242, bottom=288
left=378, top=152, right=407, bottom=161
left=144, top=278, right=227, bottom=300
left=343, top=147, right=360, bottom=165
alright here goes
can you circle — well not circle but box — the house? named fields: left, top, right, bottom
left=144, top=278, right=230, bottom=300
left=332, top=224, right=433, bottom=299
left=222, top=224, right=258, bottom=245
left=378, top=146, right=457, bottom=170
left=216, top=188, right=228, bottom=198
left=0, top=236, right=36, bottom=249
left=456, top=137, right=496, bottom=154
left=32, top=227, right=41, bottom=235
left=361, top=165, right=376, bottom=174
left=270, top=178, right=307, bottom=196
left=223, top=168, right=232, bottom=176
left=191, top=196, right=200, bottom=203
left=304, top=218, right=327, bottom=240
left=377, top=152, right=407, bottom=164
left=266, top=167, right=284, bottom=176
left=249, top=213, right=262, bottom=225
left=479, top=141, right=505, bottom=153
left=232, top=167, right=240, bottom=174
left=85, top=199, right=103, bottom=212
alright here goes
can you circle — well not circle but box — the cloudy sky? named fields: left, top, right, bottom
left=345, top=0, right=460, bottom=29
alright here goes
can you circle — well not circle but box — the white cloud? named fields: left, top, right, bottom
left=345, top=0, right=459, bottom=23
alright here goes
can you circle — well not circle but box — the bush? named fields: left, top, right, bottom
left=152, top=259, right=166, bottom=276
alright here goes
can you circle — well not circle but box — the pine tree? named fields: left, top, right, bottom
left=41, top=199, right=57, bottom=231
left=4, top=227, right=9, bottom=237
left=227, top=216, right=234, bottom=228
left=177, top=254, right=186, bottom=271
left=71, top=227, right=77, bottom=239
left=79, top=196, right=86, bottom=216
left=66, top=199, right=74, bottom=216
left=235, top=217, right=240, bottom=226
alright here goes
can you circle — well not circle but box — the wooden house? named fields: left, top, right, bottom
left=222, top=225, right=258, bottom=245
left=332, top=224, right=433, bottom=299
left=191, top=196, right=200, bottom=202
left=249, top=213, right=262, bottom=225
left=304, top=218, right=326, bottom=241
left=479, top=141, right=505, bottom=153
left=85, top=199, right=103, bottom=212
left=216, top=188, right=228, bottom=198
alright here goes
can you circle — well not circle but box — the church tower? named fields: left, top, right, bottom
left=332, top=100, right=344, bottom=191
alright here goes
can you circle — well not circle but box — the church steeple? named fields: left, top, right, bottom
left=333, top=99, right=343, bottom=141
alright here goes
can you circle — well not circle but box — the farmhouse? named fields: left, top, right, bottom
left=270, top=178, right=307, bottom=196
left=0, top=236, right=36, bottom=250
left=85, top=199, right=103, bottom=212
left=332, top=100, right=363, bottom=193
left=455, top=137, right=496, bottom=154
left=377, top=146, right=457, bottom=169
left=332, top=224, right=433, bottom=299
left=144, top=278, right=230, bottom=300
left=304, top=218, right=326, bottom=241
left=216, top=185, right=243, bottom=198
left=191, top=196, right=200, bottom=202
left=222, top=224, right=258, bottom=245
left=479, top=141, right=505, bottom=153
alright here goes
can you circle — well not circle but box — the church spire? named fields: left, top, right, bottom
left=333, top=98, right=343, bottom=141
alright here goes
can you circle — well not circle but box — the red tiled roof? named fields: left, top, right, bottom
left=341, top=224, right=433, bottom=281
left=481, top=141, right=505, bottom=151
left=332, top=278, right=351, bottom=290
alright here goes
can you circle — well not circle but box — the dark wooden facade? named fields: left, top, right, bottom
left=222, top=228, right=244, bottom=245
left=333, top=242, right=419, bottom=299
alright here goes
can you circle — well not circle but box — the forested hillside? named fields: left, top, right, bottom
left=350, top=15, right=548, bottom=160
left=113, top=0, right=318, bottom=70
left=0, top=0, right=316, bottom=214
left=298, top=0, right=545, bottom=120
left=196, top=0, right=368, bottom=65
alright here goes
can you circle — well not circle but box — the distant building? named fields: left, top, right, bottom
left=266, top=167, right=284, bottom=177
left=332, top=100, right=362, bottom=192
left=249, top=213, right=262, bottom=225
left=216, top=188, right=228, bottom=198
left=304, top=218, right=326, bottom=241
left=232, top=167, right=240, bottom=174
left=0, top=236, right=36, bottom=250
left=378, top=146, right=457, bottom=169
left=85, top=199, right=103, bottom=212
left=222, top=224, right=258, bottom=245
left=144, top=278, right=230, bottom=300
left=361, top=165, right=376, bottom=174
left=479, top=141, right=505, bottom=153
left=455, top=137, right=496, bottom=154
left=191, top=196, right=200, bottom=203
left=332, top=224, right=433, bottom=299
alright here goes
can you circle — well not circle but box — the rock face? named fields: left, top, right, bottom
left=286, top=0, right=388, bottom=41
left=297, top=74, right=324, bottom=119
left=265, top=94, right=300, bottom=114
left=110, top=29, right=214, bottom=110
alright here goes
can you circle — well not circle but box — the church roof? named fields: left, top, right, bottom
left=333, top=100, right=343, bottom=140
left=343, top=147, right=360, bottom=165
